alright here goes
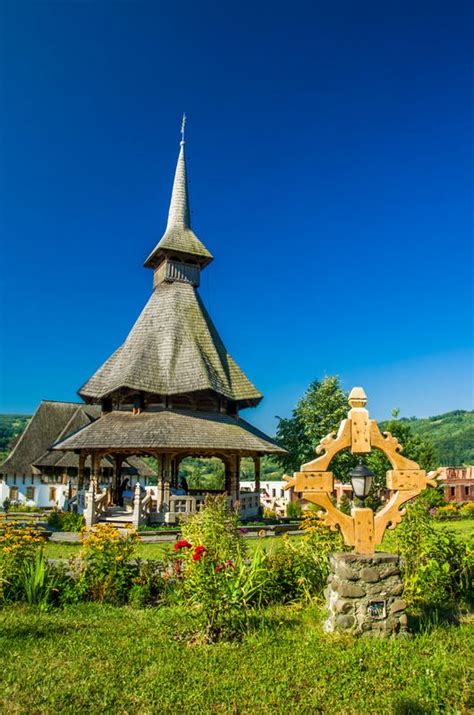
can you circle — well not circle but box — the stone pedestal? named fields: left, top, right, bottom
left=325, top=552, right=408, bottom=637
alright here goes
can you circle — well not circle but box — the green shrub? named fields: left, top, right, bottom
left=174, top=495, right=268, bottom=641
left=262, top=511, right=344, bottom=604
left=20, top=551, right=59, bottom=609
left=128, top=561, right=167, bottom=608
left=0, top=525, right=46, bottom=602
left=286, top=501, right=302, bottom=519
left=77, top=524, right=138, bottom=604
left=47, top=510, right=85, bottom=532
left=459, top=502, right=474, bottom=519
left=386, top=500, right=473, bottom=610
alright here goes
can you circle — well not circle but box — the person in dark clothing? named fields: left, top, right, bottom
left=118, top=477, right=129, bottom=506
left=179, top=476, right=189, bottom=494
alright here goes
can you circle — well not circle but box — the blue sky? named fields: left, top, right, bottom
left=0, top=0, right=472, bottom=433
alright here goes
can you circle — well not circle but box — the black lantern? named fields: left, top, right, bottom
left=349, top=459, right=375, bottom=505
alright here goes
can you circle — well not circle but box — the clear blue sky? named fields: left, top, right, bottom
left=0, top=0, right=472, bottom=433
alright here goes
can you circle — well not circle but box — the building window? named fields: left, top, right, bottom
left=465, top=486, right=470, bottom=496
left=49, top=487, right=57, bottom=502
left=272, top=489, right=276, bottom=497
left=10, top=486, right=19, bottom=501
left=450, top=486, right=455, bottom=497
left=26, top=486, right=35, bottom=501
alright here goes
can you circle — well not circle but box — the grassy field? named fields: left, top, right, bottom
left=43, top=518, right=473, bottom=561
left=0, top=604, right=472, bottom=714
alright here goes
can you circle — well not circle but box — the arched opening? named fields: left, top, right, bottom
left=178, top=456, right=225, bottom=492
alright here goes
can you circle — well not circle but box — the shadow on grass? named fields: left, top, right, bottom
left=0, top=620, right=90, bottom=641
left=393, top=698, right=434, bottom=715
left=408, top=605, right=462, bottom=633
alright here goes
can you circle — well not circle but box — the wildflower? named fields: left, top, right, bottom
left=192, top=545, right=208, bottom=561
left=239, top=527, right=249, bottom=534
left=173, top=539, right=192, bottom=551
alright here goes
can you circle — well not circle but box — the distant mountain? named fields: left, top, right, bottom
left=382, top=410, right=474, bottom=466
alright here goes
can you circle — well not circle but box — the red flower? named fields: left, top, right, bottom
left=174, top=539, right=192, bottom=551
left=192, top=545, right=208, bottom=561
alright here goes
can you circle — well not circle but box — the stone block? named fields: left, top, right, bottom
left=336, top=614, right=355, bottom=629
left=337, top=581, right=366, bottom=599
left=335, top=561, right=359, bottom=581
left=390, top=599, right=407, bottom=614
left=360, top=567, right=380, bottom=583
left=335, top=599, right=352, bottom=614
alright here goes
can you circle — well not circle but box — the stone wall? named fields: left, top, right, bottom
left=325, top=552, right=408, bottom=637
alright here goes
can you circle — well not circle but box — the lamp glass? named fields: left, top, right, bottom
left=351, top=474, right=373, bottom=499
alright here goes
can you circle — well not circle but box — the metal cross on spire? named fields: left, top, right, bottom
left=180, top=113, right=186, bottom=145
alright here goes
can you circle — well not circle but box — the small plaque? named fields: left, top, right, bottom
left=367, top=601, right=386, bottom=620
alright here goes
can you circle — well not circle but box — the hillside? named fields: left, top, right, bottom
left=394, top=410, right=474, bottom=466
left=0, top=409, right=472, bottom=467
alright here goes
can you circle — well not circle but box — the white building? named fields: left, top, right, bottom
left=240, top=480, right=292, bottom=516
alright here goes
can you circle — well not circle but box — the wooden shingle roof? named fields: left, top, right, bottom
left=52, top=408, right=286, bottom=455
left=0, top=401, right=153, bottom=477
left=0, top=401, right=99, bottom=476
left=79, top=281, right=263, bottom=407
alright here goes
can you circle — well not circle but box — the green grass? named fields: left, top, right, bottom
left=0, top=604, right=472, bottom=714
left=44, top=535, right=289, bottom=561
left=435, top=518, right=474, bottom=535
left=43, top=519, right=473, bottom=561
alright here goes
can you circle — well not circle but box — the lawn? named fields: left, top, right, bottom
left=43, top=518, right=473, bottom=561
left=0, top=604, right=472, bottom=714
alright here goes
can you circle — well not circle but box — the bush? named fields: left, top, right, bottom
left=459, top=502, right=474, bottom=519
left=386, top=500, right=473, bottom=610
left=47, top=509, right=85, bottom=532
left=20, top=551, right=59, bottom=609
left=77, top=524, right=138, bottom=604
left=286, top=501, right=302, bottom=519
left=433, top=504, right=461, bottom=521
left=173, top=495, right=268, bottom=641
left=0, top=525, right=46, bottom=602
left=262, top=511, right=344, bottom=604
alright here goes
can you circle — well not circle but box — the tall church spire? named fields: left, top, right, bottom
left=165, top=114, right=191, bottom=231
left=144, top=117, right=213, bottom=271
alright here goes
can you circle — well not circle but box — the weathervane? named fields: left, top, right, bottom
left=284, top=387, right=440, bottom=554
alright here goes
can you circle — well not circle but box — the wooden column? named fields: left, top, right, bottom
left=113, top=455, right=123, bottom=505
left=253, top=455, right=261, bottom=493
left=77, top=452, right=86, bottom=491
left=156, top=454, right=164, bottom=510
left=91, top=452, right=101, bottom=489
left=163, top=454, right=171, bottom=510
left=227, top=455, right=240, bottom=505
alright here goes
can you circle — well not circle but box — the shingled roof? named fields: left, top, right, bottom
left=0, top=401, right=152, bottom=477
left=144, top=137, right=213, bottom=268
left=79, top=281, right=263, bottom=407
left=53, top=408, right=286, bottom=455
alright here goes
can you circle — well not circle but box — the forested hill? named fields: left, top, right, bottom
left=0, top=409, right=473, bottom=467
left=387, top=410, right=474, bottom=466
left=0, top=414, right=31, bottom=455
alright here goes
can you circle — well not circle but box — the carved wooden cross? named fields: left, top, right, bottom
left=284, top=387, right=439, bottom=554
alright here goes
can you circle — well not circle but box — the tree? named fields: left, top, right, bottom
left=276, top=376, right=358, bottom=480
left=366, top=418, right=438, bottom=500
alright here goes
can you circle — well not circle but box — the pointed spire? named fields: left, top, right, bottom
left=166, top=114, right=191, bottom=230
left=143, top=117, right=213, bottom=270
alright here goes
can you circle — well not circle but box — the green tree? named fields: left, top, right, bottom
left=366, top=418, right=438, bottom=500
left=276, top=376, right=358, bottom=480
